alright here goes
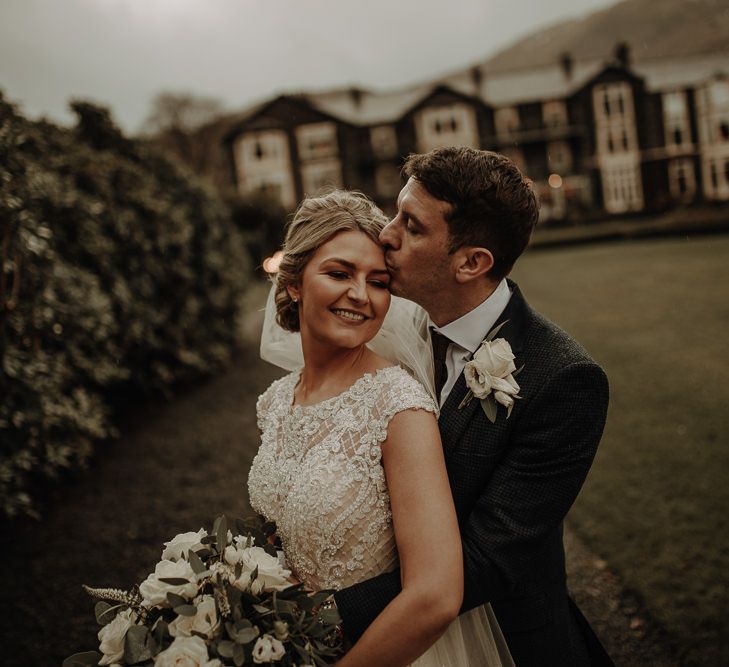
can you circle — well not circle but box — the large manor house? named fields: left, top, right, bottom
left=221, top=45, right=729, bottom=222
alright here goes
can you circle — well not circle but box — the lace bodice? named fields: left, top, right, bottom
left=247, top=366, right=437, bottom=591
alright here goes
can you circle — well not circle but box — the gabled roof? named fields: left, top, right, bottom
left=228, top=51, right=729, bottom=132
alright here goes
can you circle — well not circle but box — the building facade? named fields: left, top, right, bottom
left=223, top=47, right=729, bottom=222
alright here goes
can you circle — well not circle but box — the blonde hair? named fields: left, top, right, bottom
left=274, top=190, right=388, bottom=332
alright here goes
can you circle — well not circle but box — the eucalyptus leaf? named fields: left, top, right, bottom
left=216, top=515, right=229, bottom=551
left=233, top=643, right=246, bottom=667
left=217, top=640, right=235, bottom=658
left=124, top=624, right=154, bottom=663
left=480, top=396, right=497, bottom=423
left=166, top=592, right=187, bottom=607
left=234, top=626, right=259, bottom=644
left=174, top=604, right=197, bottom=617
left=158, top=577, right=192, bottom=585
left=187, top=549, right=206, bottom=574
left=94, top=601, right=113, bottom=625
left=63, top=652, right=102, bottom=667
left=485, top=319, right=509, bottom=342
left=319, top=608, right=342, bottom=626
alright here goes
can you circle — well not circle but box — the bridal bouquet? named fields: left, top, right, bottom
left=65, top=515, right=343, bottom=667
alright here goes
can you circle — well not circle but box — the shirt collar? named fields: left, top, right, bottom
left=430, top=278, right=512, bottom=354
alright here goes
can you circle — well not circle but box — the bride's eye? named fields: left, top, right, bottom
left=368, top=280, right=389, bottom=289
left=328, top=271, right=348, bottom=280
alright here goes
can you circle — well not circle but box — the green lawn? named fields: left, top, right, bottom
left=512, top=233, right=729, bottom=666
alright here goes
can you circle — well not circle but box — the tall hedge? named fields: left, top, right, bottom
left=0, top=95, right=251, bottom=518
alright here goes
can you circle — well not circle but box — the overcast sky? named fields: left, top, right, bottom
left=1, top=0, right=618, bottom=133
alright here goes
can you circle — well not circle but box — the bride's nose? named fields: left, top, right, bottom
left=347, top=278, right=369, bottom=304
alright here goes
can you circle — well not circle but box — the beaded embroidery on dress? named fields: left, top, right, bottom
left=248, top=365, right=513, bottom=667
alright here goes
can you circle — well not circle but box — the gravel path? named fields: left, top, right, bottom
left=1, top=349, right=677, bottom=666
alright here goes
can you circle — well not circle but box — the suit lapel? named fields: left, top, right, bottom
left=439, top=279, right=529, bottom=452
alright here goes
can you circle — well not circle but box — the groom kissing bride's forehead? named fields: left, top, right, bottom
left=336, top=146, right=613, bottom=666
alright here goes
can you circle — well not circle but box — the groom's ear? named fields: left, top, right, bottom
left=453, top=246, right=494, bottom=284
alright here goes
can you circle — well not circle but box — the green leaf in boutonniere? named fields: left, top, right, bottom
left=480, top=394, right=498, bottom=423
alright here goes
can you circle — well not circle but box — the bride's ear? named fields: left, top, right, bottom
left=454, top=246, right=494, bottom=283
left=287, top=285, right=301, bottom=303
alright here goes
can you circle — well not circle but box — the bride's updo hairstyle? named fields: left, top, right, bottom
left=274, top=190, right=388, bottom=332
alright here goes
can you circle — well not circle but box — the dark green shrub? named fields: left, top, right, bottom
left=0, top=94, right=251, bottom=518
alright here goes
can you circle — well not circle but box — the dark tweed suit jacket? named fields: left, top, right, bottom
left=334, top=280, right=613, bottom=666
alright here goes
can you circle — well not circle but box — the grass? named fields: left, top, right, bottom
left=512, top=233, right=729, bottom=666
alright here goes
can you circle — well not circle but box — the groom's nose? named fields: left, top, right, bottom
left=379, top=219, right=399, bottom=249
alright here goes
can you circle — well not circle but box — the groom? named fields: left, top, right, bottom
left=334, top=147, right=613, bottom=665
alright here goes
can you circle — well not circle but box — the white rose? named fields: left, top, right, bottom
left=233, top=534, right=255, bottom=549
left=161, top=529, right=208, bottom=561
left=223, top=544, right=244, bottom=567
left=472, top=338, right=516, bottom=378
left=98, top=608, right=134, bottom=665
left=252, top=634, right=286, bottom=663
left=464, top=360, right=494, bottom=399
left=154, top=636, right=219, bottom=667
left=241, top=546, right=291, bottom=594
left=169, top=595, right=219, bottom=639
left=139, top=559, right=198, bottom=607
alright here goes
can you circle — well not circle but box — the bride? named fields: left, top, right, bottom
left=248, top=190, right=513, bottom=666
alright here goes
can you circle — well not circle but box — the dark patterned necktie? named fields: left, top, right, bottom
left=430, top=329, right=451, bottom=402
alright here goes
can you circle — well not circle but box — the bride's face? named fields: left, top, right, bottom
left=289, top=230, right=391, bottom=351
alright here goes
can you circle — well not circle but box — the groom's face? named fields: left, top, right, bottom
left=379, top=177, right=454, bottom=307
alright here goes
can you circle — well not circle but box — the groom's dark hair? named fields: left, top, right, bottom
left=402, top=147, right=539, bottom=281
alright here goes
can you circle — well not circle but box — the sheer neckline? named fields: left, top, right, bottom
left=288, top=365, right=399, bottom=411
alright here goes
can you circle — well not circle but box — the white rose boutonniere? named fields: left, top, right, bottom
left=459, top=320, right=522, bottom=423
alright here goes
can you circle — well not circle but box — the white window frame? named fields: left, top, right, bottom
left=542, top=100, right=568, bottom=127
left=494, top=107, right=520, bottom=137
left=300, top=159, right=342, bottom=195
left=296, top=122, right=339, bottom=161
left=370, top=125, right=398, bottom=159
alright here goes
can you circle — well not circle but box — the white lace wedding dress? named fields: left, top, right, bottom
left=248, top=365, right=513, bottom=666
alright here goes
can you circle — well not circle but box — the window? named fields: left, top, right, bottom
left=601, top=163, right=643, bottom=213
left=415, top=103, right=479, bottom=153
left=375, top=164, right=402, bottom=198
left=593, top=82, right=633, bottom=122
left=495, top=107, right=520, bottom=137
left=370, top=125, right=398, bottom=159
left=547, top=141, right=572, bottom=172
left=668, top=158, right=695, bottom=200
left=300, top=159, right=342, bottom=195
left=663, top=91, right=691, bottom=149
left=543, top=100, right=568, bottom=127
left=296, top=123, right=338, bottom=160
left=236, top=130, right=296, bottom=208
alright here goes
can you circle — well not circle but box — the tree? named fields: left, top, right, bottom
left=141, top=91, right=225, bottom=173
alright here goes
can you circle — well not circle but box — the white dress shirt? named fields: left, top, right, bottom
left=430, top=278, right=512, bottom=407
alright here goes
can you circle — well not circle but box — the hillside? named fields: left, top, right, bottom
left=482, top=0, right=729, bottom=71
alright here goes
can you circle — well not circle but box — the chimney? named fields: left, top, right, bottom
left=470, top=65, right=483, bottom=93
left=614, top=41, right=631, bottom=69
left=349, top=87, right=363, bottom=108
left=560, top=52, right=574, bottom=80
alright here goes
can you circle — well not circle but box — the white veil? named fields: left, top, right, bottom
left=259, top=285, right=438, bottom=413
